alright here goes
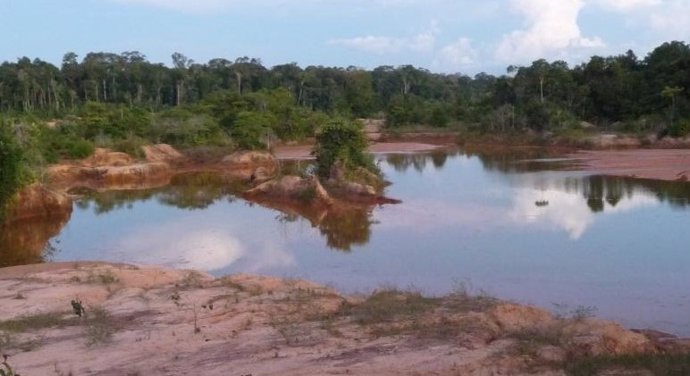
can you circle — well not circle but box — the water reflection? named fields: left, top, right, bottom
left=511, top=183, right=659, bottom=239
left=0, top=213, right=70, bottom=267
left=385, top=151, right=455, bottom=172
left=73, top=173, right=246, bottom=215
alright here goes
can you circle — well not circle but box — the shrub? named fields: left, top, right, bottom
left=0, top=123, right=23, bottom=221
left=669, top=118, right=690, bottom=138
left=312, top=119, right=376, bottom=178
left=229, top=111, right=275, bottom=150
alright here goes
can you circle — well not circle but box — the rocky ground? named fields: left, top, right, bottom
left=0, top=263, right=688, bottom=376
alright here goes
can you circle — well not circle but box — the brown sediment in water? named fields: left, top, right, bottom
left=0, top=263, right=686, bottom=376
left=570, top=149, right=690, bottom=182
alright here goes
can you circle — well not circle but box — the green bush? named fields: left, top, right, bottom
left=151, top=108, right=226, bottom=147
left=312, top=119, right=376, bottom=178
left=0, top=123, right=23, bottom=220
left=669, top=118, right=690, bottom=138
left=38, top=126, right=95, bottom=162
left=229, top=111, right=275, bottom=150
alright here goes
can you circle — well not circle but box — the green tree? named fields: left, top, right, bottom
left=312, top=119, right=374, bottom=177
left=0, top=122, right=24, bottom=221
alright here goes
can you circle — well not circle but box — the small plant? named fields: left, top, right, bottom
left=71, top=300, right=86, bottom=317
left=339, top=288, right=440, bottom=326
left=84, top=307, right=116, bottom=346
left=179, top=271, right=204, bottom=289
left=0, top=354, right=18, bottom=376
left=86, top=270, right=119, bottom=285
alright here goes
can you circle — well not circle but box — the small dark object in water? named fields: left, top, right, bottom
left=535, top=200, right=549, bottom=207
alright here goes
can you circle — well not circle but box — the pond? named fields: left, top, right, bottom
left=3, top=148, right=690, bottom=335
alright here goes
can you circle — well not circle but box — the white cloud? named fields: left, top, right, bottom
left=510, top=187, right=658, bottom=239
left=592, top=0, right=660, bottom=11
left=329, top=22, right=439, bottom=55
left=113, top=0, right=231, bottom=12
left=434, top=38, right=478, bottom=69
left=648, top=0, right=690, bottom=38
left=495, top=0, right=605, bottom=64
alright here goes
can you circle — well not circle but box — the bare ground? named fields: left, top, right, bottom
left=570, top=149, right=690, bottom=182
left=0, top=263, right=684, bottom=376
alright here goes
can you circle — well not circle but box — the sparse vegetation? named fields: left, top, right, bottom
left=84, top=307, right=116, bottom=346
left=339, top=289, right=440, bottom=326
left=0, top=312, right=67, bottom=333
left=85, top=269, right=119, bottom=285
left=0, top=354, right=18, bottom=376
left=565, top=353, right=690, bottom=376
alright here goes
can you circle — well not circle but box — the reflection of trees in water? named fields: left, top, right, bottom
left=466, top=147, right=690, bottom=213
left=465, top=147, right=572, bottom=174
left=258, top=199, right=376, bottom=252
left=317, top=206, right=375, bottom=252
left=76, top=173, right=245, bottom=214
left=385, top=150, right=459, bottom=172
left=157, top=173, right=243, bottom=209
left=0, top=213, right=70, bottom=267
left=562, top=175, right=690, bottom=213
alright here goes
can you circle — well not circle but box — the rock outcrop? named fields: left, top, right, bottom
left=222, top=150, right=277, bottom=167
left=81, top=148, right=133, bottom=167
left=142, top=144, right=185, bottom=163
left=2, top=184, right=72, bottom=224
left=46, top=146, right=185, bottom=191
left=245, top=175, right=332, bottom=204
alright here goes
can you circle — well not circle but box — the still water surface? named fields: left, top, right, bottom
left=5, top=149, right=690, bottom=335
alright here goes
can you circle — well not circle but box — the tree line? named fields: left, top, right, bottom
left=0, top=40, right=688, bottom=135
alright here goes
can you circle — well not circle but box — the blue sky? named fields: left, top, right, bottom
left=1, top=0, right=688, bottom=74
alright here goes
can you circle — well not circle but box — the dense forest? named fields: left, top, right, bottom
left=0, top=40, right=689, bottom=217
left=1, top=40, right=688, bottom=138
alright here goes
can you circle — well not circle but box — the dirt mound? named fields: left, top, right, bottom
left=222, top=150, right=277, bottom=167
left=81, top=148, right=134, bottom=167
left=142, top=144, right=184, bottom=163
left=2, top=184, right=72, bottom=224
left=99, top=162, right=172, bottom=187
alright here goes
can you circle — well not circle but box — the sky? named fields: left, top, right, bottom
left=1, top=0, right=688, bottom=75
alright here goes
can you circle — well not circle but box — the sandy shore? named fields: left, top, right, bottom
left=571, top=149, right=690, bottom=182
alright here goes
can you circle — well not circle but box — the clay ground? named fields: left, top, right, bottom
left=0, top=263, right=685, bottom=376
left=570, top=149, right=690, bottom=182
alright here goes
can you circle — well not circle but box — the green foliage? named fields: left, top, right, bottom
left=521, top=101, right=577, bottom=131
left=229, top=111, right=275, bottom=150
left=0, top=123, right=23, bottom=221
left=38, top=126, right=95, bottom=161
left=151, top=107, right=227, bottom=147
left=312, top=119, right=375, bottom=177
left=669, top=118, right=690, bottom=138
left=79, top=102, right=152, bottom=139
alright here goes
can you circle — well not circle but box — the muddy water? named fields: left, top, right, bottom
left=3, top=149, right=690, bottom=335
